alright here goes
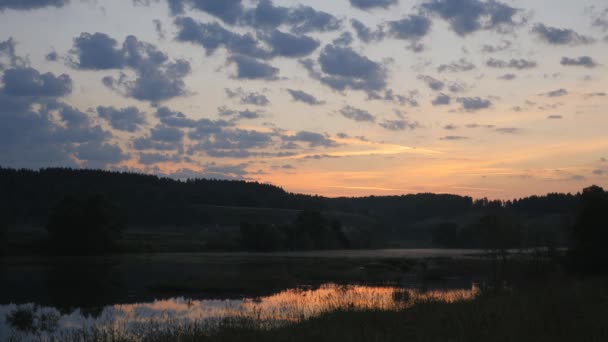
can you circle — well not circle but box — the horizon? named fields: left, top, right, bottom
left=1, top=0, right=607, bottom=199
left=1, top=165, right=596, bottom=201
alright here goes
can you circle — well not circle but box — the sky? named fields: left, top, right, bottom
left=0, top=0, right=607, bottom=199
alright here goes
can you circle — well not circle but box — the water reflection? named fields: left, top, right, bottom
left=1, top=284, right=478, bottom=341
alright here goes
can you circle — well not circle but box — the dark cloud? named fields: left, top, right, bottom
left=2, top=67, right=72, bottom=97
left=351, top=19, right=385, bottom=43
left=170, top=0, right=341, bottom=34
left=542, top=88, right=568, bottom=97
left=70, top=33, right=191, bottom=102
left=0, top=62, right=117, bottom=169
left=369, top=89, right=419, bottom=106
left=0, top=38, right=24, bottom=68
left=45, top=51, right=58, bottom=62
left=432, top=93, right=451, bottom=105
left=284, top=131, right=338, bottom=148
left=332, top=32, right=354, bottom=46
left=228, top=55, right=280, bottom=80
left=218, top=106, right=262, bottom=120
left=225, top=88, right=269, bottom=106
left=155, top=106, right=199, bottom=128
left=0, top=0, right=68, bottom=11
left=532, top=23, right=595, bottom=45
left=302, top=45, right=387, bottom=94
left=444, top=124, right=458, bottom=130
left=174, top=17, right=269, bottom=59
left=70, top=32, right=125, bottom=70
left=75, top=142, right=129, bottom=168
left=349, top=0, right=398, bottom=10
left=547, top=115, right=562, bottom=119
left=379, top=119, right=420, bottom=131
left=486, top=58, right=537, bottom=69
left=287, top=89, right=325, bottom=105
left=417, top=74, right=444, bottom=91
left=263, top=29, right=320, bottom=58
left=339, top=106, right=376, bottom=123
left=438, top=58, right=476, bottom=73
left=421, top=0, right=525, bottom=36
left=97, top=106, right=146, bottom=132
left=593, top=169, right=605, bottom=176
left=457, top=97, right=492, bottom=111
left=560, top=56, right=599, bottom=68
left=387, top=15, right=432, bottom=41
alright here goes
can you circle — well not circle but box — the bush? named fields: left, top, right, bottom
left=46, top=195, right=126, bottom=255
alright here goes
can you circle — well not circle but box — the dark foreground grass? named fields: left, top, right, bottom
left=26, top=276, right=607, bottom=342
left=183, top=277, right=608, bottom=342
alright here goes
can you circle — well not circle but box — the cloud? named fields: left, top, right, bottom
left=547, top=115, right=562, bottom=119
left=379, top=119, right=420, bottom=131
left=174, top=17, right=269, bottom=59
left=283, top=131, right=338, bottom=148
left=438, top=58, right=476, bottom=73
left=2, top=67, right=72, bottom=97
left=228, top=55, right=280, bottom=80
left=421, top=0, right=525, bottom=36
left=444, top=124, right=457, bottom=130
left=70, top=33, right=191, bottom=102
left=457, top=97, right=492, bottom=111
left=496, top=127, right=521, bottom=134
left=560, top=56, right=599, bottom=68
left=542, top=88, right=568, bottom=97
left=387, top=15, right=432, bottom=41
left=340, top=106, right=376, bottom=123
left=532, top=23, right=595, bottom=45
left=486, top=58, right=537, bottom=69
left=218, top=106, right=262, bottom=120
left=138, top=152, right=182, bottom=165
left=263, top=29, right=320, bottom=58
left=171, top=0, right=341, bottom=34
left=593, top=169, right=605, bottom=176
left=0, top=38, right=26, bottom=68
left=75, top=142, right=129, bottom=168
left=0, top=0, right=68, bottom=11
left=97, top=106, right=146, bottom=132
left=155, top=106, right=200, bottom=128
left=225, top=88, right=269, bottom=106
left=302, top=45, right=387, bottom=94
left=351, top=19, right=385, bottom=43
left=497, top=73, right=516, bottom=81
left=432, top=93, right=451, bottom=106
left=287, top=89, right=325, bottom=105
left=417, top=75, right=444, bottom=91
left=441, top=136, right=468, bottom=140
left=481, top=40, right=511, bottom=53
left=349, top=0, right=398, bottom=10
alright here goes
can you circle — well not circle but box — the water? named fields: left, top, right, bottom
left=0, top=284, right=478, bottom=341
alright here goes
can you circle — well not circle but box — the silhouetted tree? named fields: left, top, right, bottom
left=569, top=185, right=608, bottom=273
left=46, top=195, right=126, bottom=255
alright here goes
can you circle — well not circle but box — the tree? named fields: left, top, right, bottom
left=46, top=195, right=126, bottom=255
left=569, top=185, right=608, bottom=273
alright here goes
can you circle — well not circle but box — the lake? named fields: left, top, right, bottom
left=0, top=249, right=487, bottom=341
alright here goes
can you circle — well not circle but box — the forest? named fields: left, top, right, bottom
left=0, top=167, right=585, bottom=254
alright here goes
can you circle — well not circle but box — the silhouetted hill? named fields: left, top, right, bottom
left=0, top=167, right=582, bottom=226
